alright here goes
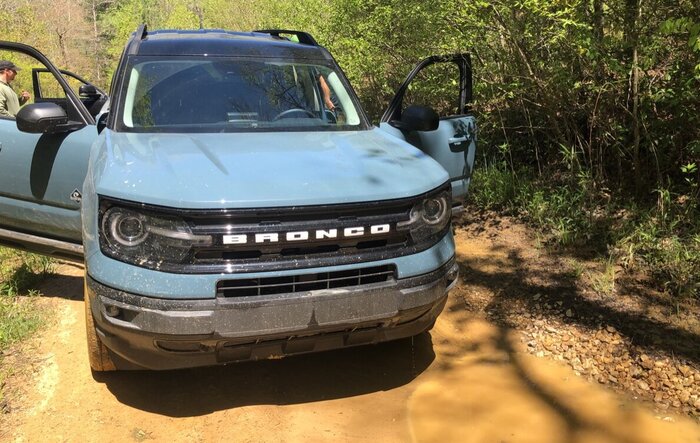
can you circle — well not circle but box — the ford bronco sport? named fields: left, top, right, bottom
left=0, top=26, right=476, bottom=371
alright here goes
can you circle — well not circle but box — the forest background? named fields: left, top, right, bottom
left=0, top=0, right=698, bottom=307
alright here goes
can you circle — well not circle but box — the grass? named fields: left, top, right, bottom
left=588, top=256, right=617, bottom=297
left=565, top=258, right=586, bottom=279
left=0, top=247, right=53, bottom=410
left=0, top=247, right=53, bottom=351
left=469, top=162, right=700, bottom=300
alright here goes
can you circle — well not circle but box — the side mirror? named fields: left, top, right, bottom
left=16, top=103, right=70, bottom=134
left=79, top=84, right=99, bottom=97
left=392, top=105, right=439, bottom=132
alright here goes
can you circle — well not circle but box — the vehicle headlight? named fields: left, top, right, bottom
left=397, top=190, right=451, bottom=242
left=105, top=209, right=148, bottom=246
left=99, top=205, right=212, bottom=269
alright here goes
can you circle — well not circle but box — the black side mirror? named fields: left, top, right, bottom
left=16, top=103, right=71, bottom=134
left=79, top=84, right=99, bottom=97
left=391, top=105, right=439, bottom=132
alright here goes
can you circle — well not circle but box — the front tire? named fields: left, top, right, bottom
left=84, top=279, right=116, bottom=372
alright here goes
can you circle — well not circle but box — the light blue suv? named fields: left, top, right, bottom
left=0, top=27, right=476, bottom=371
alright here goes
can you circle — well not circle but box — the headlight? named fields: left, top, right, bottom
left=397, top=190, right=451, bottom=242
left=421, top=194, right=449, bottom=225
left=100, top=206, right=212, bottom=268
left=105, top=209, right=148, bottom=246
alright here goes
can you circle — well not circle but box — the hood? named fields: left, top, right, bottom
left=92, top=128, right=448, bottom=209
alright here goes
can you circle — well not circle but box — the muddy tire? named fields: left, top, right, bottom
left=84, top=280, right=117, bottom=372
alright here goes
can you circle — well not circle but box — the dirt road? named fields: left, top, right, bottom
left=3, top=220, right=700, bottom=442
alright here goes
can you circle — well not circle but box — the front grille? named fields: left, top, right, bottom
left=217, top=265, right=396, bottom=298
left=178, top=196, right=427, bottom=273
left=187, top=202, right=413, bottom=269
left=99, top=183, right=450, bottom=274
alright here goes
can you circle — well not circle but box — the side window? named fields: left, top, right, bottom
left=62, top=73, right=86, bottom=98
left=34, top=70, right=78, bottom=100
left=35, top=70, right=71, bottom=102
left=401, top=62, right=462, bottom=117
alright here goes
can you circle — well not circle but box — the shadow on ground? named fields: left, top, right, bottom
left=34, top=262, right=84, bottom=301
left=405, top=217, right=700, bottom=442
left=409, top=311, right=700, bottom=443
left=454, top=240, right=700, bottom=365
left=32, top=261, right=437, bottom=416
left=94, top=333, right=434, bottom=417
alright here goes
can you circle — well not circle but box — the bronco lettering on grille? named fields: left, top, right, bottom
left=222, top=224, right=391, bottom=245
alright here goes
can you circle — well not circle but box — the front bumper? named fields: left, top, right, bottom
left=86, top=258, right=458, bottom=370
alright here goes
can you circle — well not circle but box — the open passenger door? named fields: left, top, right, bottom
left=32, top=68, right=108, bottom=118
left=379, top=54, right=476, bottom=211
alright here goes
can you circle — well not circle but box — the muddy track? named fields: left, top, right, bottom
left=2, top=219, right=700, bottom=442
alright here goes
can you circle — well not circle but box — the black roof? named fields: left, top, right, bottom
left=129, top=29, right=330, bottom=60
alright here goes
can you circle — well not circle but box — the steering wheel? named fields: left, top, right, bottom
left=272, top=108, right=316, bottom=121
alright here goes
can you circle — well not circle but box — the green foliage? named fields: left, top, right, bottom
left=472, top=162, right=700, bottom=298
left=0, top=291, right=44, bottom=350
left=620, top=216, right=700, bottom=299
left=469, top=163, right=523, bottom=210
left=0, top=248, right=50, bottom=354
left=661, top=18, right=700, bottom=52
left=472, top=164, right=603, bottom=247
left=0, top=249, right=54, bottom=297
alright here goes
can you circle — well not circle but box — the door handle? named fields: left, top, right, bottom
left=449, top=134, right=472, bottom=152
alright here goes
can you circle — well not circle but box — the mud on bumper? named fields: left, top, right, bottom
left=86, top=258, right=458, bottom=370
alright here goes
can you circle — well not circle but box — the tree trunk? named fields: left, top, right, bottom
left=593, top=0, right=604, bottom=44
left=625, top=0, right=642, bottom=197
left=91, top=0, right=100, bottom=83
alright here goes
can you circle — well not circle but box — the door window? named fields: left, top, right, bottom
left=401, top=62, right=462, bottom=117
left=34, top=70, right=79, bottom=100
left=381, top=54, right=472, bottom=125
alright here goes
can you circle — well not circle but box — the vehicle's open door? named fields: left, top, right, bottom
left=32, top=68, right=108, bottom=117
left=379, top=54, right=476, bottom=211
left=0, top=42, right=99, bottom=260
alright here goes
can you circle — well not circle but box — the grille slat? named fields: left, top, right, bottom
left=217, top=265, right=396, bottom=298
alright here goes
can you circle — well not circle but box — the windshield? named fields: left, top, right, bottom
left=117, top=57, right=367, bottom=132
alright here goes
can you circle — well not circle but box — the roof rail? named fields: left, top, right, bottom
left=254, top=29, right=318, bottom=46
left=127, top=24, right=148, bottom=54
left=135, top=24, right=148, bottom=40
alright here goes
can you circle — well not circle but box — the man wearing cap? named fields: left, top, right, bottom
left=0, top=60, right=31, bottom=118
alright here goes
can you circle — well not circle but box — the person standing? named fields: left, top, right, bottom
left=0, top=60, right=31, bottom=118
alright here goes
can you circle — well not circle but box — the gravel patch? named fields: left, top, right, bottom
left=454, top=211, right=700, bottom=419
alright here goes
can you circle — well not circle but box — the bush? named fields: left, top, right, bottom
left=471, top=164, right=700, bottom=299
left=619, top=210, right=700, bottom=299
left=471, top=164, right=604, bottom=248
left=469, top=162, right=523, bottom=210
